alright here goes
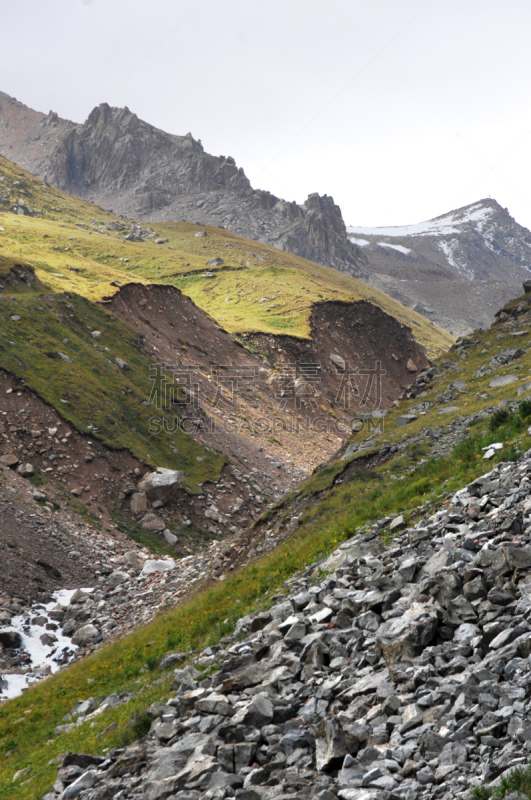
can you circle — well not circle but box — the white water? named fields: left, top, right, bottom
left=0, top=588, right=93, bottom=701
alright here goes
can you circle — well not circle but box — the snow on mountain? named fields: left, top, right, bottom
left=347, top=201, right=496, bottom=238
left=346, top=199, right=531, bottom=336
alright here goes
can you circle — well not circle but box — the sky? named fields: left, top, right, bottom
left=2, top=0, right=531, bottom=229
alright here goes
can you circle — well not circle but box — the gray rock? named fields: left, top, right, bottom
left=138, top=468, right=184, bottom=505
left=490, top=374, right=518, bottom=388
left=72, top=624, right=98, bottom=644
left=396, top=415, right=417, bottom=427
left=107, top=570, right=129, bottom=587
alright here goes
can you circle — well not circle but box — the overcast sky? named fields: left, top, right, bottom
left=3, top=0, right=531, bottom=229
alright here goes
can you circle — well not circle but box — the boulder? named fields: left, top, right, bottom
left=16, top=462, right=34, bottom=477
left=396, top=415, right=417, bottom=427
left=0, top=454, right=19, bottom=467
left=130, top=491, right=148, bottom=514
left=107, top=571, right=129, bottom=588
left=329, top=354, right=346, bottom=371
left=376, top=602, right=440, bottom=663
left=0, top=630, right=22, bottom=649
left=141, top=559, right=176, bottom=576
left=140, top=513, right=165, bottom=533
left=72, top=624, right=99, bottom=644
left=489, top=374, right=518, bottom=388
left=138, top=468, right=184, bottom=505
left=316, top=719, right=358, bottom=770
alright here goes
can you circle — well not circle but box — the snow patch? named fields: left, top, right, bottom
left=347, top=202, right=495, bottom=238
left=377, top=242, right=411, bottom=255
left=438, top=240, right=475, bottom=280
left=348, top=236, right=370, bottom=247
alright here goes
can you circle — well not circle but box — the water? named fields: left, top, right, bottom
left=0, top=587, right=93, bottom=701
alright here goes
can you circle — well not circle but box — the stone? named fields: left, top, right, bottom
left=0, top=630, right=22, bottom=648
left=72, top=624, right=98, bottom=644
left=0, top=454, right=19, bottom=467
left=490, top=347, right=525, bottom=368
left=406, top=359, right=418, bottom=372
left=376, top=602, right=439, bottom=663
left=490, top=374, right=518, bottom=388
left=140, top=513, right=166, bottom=533
left=107, top=570, right=129, bottom=587
left=138, top=468, right=184, bottom=505
left=232, top=695, right=273, bottom=727
left=130, top=491, right=148, bottom=514
left=195, top=694, right=234, bottom=717
left=63, top=770, right=96, bottom=799
left=16, top=462, right=34, bottom=477
left=330, top=354, right=346, bottom=370
left=396, top=415, right=417, bottom=427
left=170, top=664, right=200, bottom=688
left=389, top=515, right=406, bottom=531
left=115, top=357, right=130, bottom=370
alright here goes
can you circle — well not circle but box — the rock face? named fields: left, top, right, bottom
left=347, top=199, right=531, bottom=335
left=41, top=445, right=531, bottom=800
left=0, top=92, right=368, bottom=279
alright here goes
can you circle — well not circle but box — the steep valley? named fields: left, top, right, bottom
left=5, top=146, right=531, bottom=800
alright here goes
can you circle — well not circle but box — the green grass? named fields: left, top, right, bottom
left=2, top=404, right=531, bottom=800
left=0, top=155, right=454, bottom=358
left=0, top=257, right=225, bottom=489
left=473, top=764, right=531, bottom=799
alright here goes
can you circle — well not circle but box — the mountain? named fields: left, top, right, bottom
left=5, top=89, right=530, bottom=336
left=0, top=91, right=368, bottom=279
left=348, top=198, right=531, bottom=335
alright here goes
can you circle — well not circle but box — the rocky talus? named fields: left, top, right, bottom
left=41, top=446, right=531, bottom=800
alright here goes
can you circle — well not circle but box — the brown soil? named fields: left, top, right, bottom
left=0, top=370, right=268, bottom=559
left=249, top=299, right=430, bottom=408
left=106, top=285, right=427, bottom=475
left=0, top=469, right=96, bottom=602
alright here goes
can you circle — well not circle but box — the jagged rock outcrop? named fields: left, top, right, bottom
left=0, top=93, right=368, bottom=278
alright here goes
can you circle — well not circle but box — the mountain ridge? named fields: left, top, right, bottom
left=348, top=198, right=531, bottom=335
left=0, top=92, right=369, bottom=280
left=3, top=89, right=531, bottom=335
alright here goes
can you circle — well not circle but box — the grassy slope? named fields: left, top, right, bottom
left=0, top=254, right=225, bottom=489
left=0, top=155, right=454, bottom=357
left=1, top=296, right=529, bottom=800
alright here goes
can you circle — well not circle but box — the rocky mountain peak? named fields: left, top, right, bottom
left=0, top=93, right=368, bottom=279
left=347, top=198, right=531, bottom=335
